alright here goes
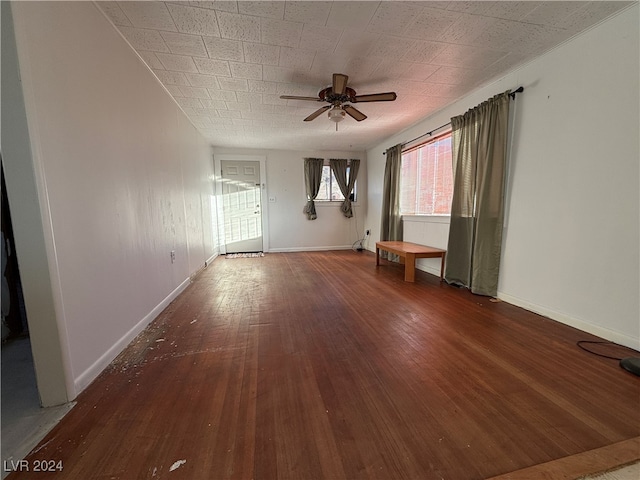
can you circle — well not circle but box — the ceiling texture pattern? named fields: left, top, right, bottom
left=98, top=1, right=633, bottom=151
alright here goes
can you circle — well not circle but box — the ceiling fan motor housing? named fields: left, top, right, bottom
left=320, top=87, right=357, bottom=104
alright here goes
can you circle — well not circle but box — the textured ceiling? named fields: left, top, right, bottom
left=98, top=1, right=633, bottom=151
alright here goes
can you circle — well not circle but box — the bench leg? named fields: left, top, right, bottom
left=405, top=253, right=416, bottom=282
left=440, top=252, right=446, bottom=281
left=376, top=246, right=380, bottom=266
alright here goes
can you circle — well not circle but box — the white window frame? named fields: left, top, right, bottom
left=309, top=159, right=359, bottom=206
left=400, top=131, right=453, bottom=217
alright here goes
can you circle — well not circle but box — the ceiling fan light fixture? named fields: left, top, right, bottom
left=328, top=106, right=345, bottom=123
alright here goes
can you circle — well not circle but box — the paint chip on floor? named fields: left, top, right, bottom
left=170, top=460, right=186, bottom=472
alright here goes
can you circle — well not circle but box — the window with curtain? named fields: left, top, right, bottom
left=400, top=132, right=453, bottom=215
left=315, top=161, right=358, bottom=202
left=444, top=90, right=512, bottom=297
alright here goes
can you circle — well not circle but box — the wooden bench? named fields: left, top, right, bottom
left=376, top=241, right=446, bottom=283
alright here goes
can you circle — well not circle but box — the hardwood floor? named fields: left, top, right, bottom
left=7, top=251, right=639, bottom=479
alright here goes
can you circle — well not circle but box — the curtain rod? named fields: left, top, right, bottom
left=383, top=86, right=524, bottom=154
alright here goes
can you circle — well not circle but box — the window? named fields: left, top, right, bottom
left=400, top=132, right=453, bottom=215
left=315, top=163, right=357, bottom=202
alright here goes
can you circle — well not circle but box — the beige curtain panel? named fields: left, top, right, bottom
left=329, top=158, right=360, bottom=218
left=379, top=144, right=403, bottom=261
left=444, top=91, right=511, bottom=296
left=303, top=158, right=324, bottom=220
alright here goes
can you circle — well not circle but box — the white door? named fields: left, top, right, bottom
left=220, top=160, right=263, bottom=253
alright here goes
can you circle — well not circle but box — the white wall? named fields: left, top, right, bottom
left=6, top=1, right=217, bottom=402
left=366, top=5, right=639, bottom=349
left=212, top=147, right=368, bottom=252
left=2, top=2, right=69, bottom=406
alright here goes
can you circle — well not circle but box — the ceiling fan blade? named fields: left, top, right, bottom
left=304, top=105, right=331, bottom=122
left=332, top=73, right=348, bottom=96
left=353, top=92, right=397, bottom=103
left=343, top=105, right=367, bottom=122
left=280, top=95, right=320, bottom=101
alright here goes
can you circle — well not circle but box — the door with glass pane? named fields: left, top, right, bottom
left=220, top=160, right=263, bottom=253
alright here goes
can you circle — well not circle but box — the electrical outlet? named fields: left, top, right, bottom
left=170, top=250, right=176, bottom=263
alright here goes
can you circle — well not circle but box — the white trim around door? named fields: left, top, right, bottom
left=213, top=154, right=269, bottom=255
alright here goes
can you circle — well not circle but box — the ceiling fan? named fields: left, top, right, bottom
left=280, top=73, right=397, bottom=126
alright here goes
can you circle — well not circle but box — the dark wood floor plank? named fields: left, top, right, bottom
left=487, top=437, right=640, bottom=480
left=7, top=250, right=639, bottom=480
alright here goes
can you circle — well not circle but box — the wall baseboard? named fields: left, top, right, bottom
left=205, top=252, right=218, bottom=266
left=415, top=263, right=441, bottom=278
left=498, top=292, right=639, bottom=351
left=268, top=245, right=355, bottom=253
left=73, top=277, right=191, bottom=394
left=191, top=252, right=219, bottom=281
